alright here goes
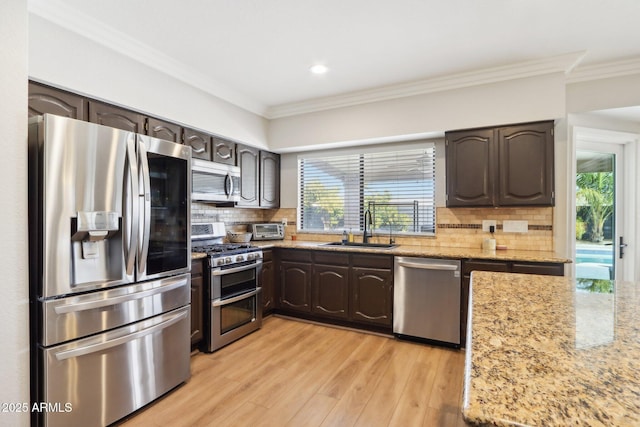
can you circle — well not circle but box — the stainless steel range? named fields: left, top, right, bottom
left=192, top=223, right=263, bottom=352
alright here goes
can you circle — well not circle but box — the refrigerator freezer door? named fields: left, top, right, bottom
left=40, top=274, right=190, bottom=346
left=40, top=305, right=191, bottom=427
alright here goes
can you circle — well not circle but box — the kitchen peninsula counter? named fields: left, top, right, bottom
left=251, top=240, right=571, bottom=264
left=463, top=271, right=640, bottom=426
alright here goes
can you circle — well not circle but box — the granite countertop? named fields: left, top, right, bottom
left=250, top=240, right=571, bottom=264
left=463, top=271, right=640, bottom=426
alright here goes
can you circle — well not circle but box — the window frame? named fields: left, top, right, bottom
left=297, top=141, right=438, bottom=236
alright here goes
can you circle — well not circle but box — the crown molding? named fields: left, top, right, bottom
left=566, top=57, right=640, bottom=84
left=28, top=0, right=268, bottom=117
left=265, top=52, right=587, bottom=119
left=28, top=0, right=640, bottom=121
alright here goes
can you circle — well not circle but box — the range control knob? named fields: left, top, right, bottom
left=217, top=258, right=225, bottom=266
left=236, top=255, right=245, bottom=262
left=225, top=257, right=232, bottom=264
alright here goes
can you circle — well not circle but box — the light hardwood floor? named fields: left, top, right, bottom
left=121, top=316, right=467, bottom=427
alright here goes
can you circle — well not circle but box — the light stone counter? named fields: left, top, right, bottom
left=463, top=271, right=640, bottom=426
left=251, top=240, right=571, bottom=264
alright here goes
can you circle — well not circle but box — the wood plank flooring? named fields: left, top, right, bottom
left=120, top=316, right=467, bottom=427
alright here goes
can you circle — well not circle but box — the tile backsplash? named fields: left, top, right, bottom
left=192, top=202, right=554, bottom=251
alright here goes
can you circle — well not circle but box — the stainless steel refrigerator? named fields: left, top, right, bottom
left=28, top=114, right=192, bottom=427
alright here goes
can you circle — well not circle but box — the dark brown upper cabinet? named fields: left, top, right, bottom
left=446, top=121, right=554, bottom=207
left=212, top=137, right=236, bottom=165
left=147, top=117, right=181, bottom=143
left=496, top=122, right=554, bottom=206
left=183, top=127, right=212, bottom=161
left=28, top=82, right=87, bottom=120
left=260, top=151, right=280, bottom=208
left=88, top=101, right=145, bottom=133
left=445, top=128, right=494, bottom=207
left=236, top=144, right=260, bottom=207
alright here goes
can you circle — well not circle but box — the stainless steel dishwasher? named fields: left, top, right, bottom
left=393, top=257, right=461, bottom=347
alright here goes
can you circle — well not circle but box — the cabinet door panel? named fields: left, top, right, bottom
left=237, top=144, right=259, bottom=207
left=148, top=118, right=181, bottom=143
left=190, top=270, right=203, bottom=348
left=260, top=260, right=275, bottom=314
left=446, top=129, right=494, bottom=207
left=28, top=83, right=87, bottom=120
left=184, top=128, right=212, bottom=161
left=279, top=261, right=311, bottom=312
left=213, top=137, right=236, bottom=165
left=313, top=265, right=349, bottom=319
left=88, top=101, right=145, bottom=133
left=497, top=121, right=554, bottom=206
left=350, top=267, right=392, bottom=327
left=260, top=151, right=280, bottom=208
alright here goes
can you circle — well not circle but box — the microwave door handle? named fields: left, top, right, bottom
left=138, top=138, right=151, bottom=274
left=225, top=173, right=233, bottom=198
left=124, top=135, right=138, bottom=276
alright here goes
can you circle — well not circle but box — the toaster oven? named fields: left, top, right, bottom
left=250, top=223, right=285, bottom=240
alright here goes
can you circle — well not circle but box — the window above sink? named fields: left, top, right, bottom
left=297, top=143, right=436, bottom=237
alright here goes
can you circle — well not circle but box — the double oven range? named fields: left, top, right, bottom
left=192, top=223, right=263, bottom=352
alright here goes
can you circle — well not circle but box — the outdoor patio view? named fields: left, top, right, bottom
left=575, top=150, right=615, bottom=281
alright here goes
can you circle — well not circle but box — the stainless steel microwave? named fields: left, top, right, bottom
left=192, top=158, right=240, bottom=203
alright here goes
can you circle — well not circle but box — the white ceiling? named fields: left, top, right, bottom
left=29, top=0, right=640, bottom=119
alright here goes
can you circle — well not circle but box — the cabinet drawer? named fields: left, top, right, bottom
left=463, top=260, right=509, bottom=275
left=279, top=249, right=312, bottom=263
left=262, top=249, right=273, bottom=262
left=352, top=254, right=392, bottom=269
left=512, top=262, right=564, bottom=276
left=314, top=251, right=349, bottom=266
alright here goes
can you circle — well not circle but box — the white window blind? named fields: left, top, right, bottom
left=299, top=145, right=436, bottom=235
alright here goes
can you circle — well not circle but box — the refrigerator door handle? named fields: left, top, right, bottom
left=54, top=309, right=188, bottom=361
left=53, top=276, right=189, bottom=314
left=124, top=134, right=139, bottom=276
left=138, top=138, right=151, bottom=275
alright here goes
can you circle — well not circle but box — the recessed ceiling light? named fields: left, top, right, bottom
left=310, top=64, right=329, bottom=75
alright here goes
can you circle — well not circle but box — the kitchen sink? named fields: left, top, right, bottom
left=322, top=242, right=397, bottom=249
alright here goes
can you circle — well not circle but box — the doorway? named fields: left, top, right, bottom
left=573, top=127, right=637, bottom=281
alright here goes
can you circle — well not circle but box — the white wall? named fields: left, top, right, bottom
left=567, top=73, right=640, bottom=114
left=269, top=73, right=566, bottom=151
left=28, top=15, right=269, bottom=148
left=0, top=0, right=30, bottom=425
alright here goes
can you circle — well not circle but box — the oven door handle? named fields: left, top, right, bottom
left=212, top=260, right=262, bottom=276
left=212, top=287, right=261, bottom=307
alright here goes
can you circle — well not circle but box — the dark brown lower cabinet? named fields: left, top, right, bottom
left=190, top=259, right=204, bottom=350
left=279, top=259, right=312, bottom=313
left=260, top=250, right=275, bottom=315
left=313, top=264, right=349, bottom=320
left=276, top=249, right=393, bottom=332
left=350, top=267, right=393, bottom=327
left=461, top=259, right=565, bottom=346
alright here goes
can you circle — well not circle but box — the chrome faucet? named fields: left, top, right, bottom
left=363, top=209, right=373, bottom=244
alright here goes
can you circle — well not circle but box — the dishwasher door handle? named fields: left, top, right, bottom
left=397, top=261, right=459, bottom=271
